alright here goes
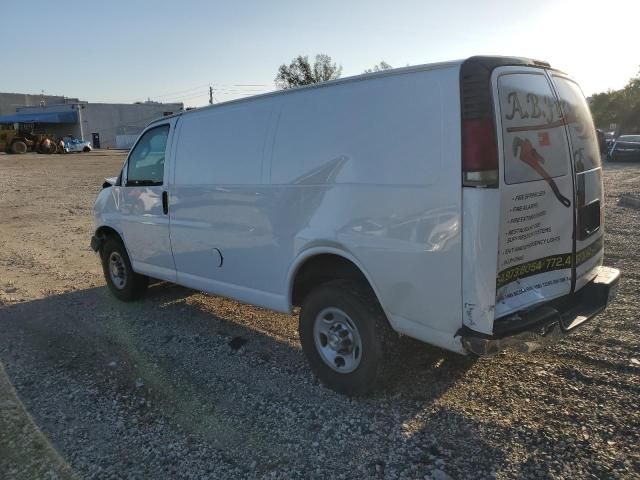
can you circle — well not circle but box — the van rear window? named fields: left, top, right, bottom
left=497, top=73, right=570, bottom=185
left=551, top=76, right=602, bottom=173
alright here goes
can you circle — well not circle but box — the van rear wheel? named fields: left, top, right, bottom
left=299, top=280, right=390, bottom=396
left=100, top=236, right=148, bottom=301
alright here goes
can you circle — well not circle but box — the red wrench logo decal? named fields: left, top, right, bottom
left=513, top=137, right=571, bottom=208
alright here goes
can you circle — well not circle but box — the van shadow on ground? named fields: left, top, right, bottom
left=0, top=283, right=578, bottom=478
left=0, top=281, right=475, bottom=403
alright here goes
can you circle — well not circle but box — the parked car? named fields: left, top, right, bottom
left=607, top=134, right=640, bottom=162
left=596, top=128, right=607, bottom=154
left=604, top=131, right=617, bottom=151
left=62, top=137, right=92, bottom=153
left=91, top=56, right=620, bottom=395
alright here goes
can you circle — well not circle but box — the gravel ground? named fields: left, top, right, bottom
left=0, top=151, right=638, bottom=479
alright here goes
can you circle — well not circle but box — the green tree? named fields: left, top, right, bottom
left=363, top=61, right=392, bottom=73
left=275, top=54, right=342, bottom=89
left=590, top=68, right=640, bottom=133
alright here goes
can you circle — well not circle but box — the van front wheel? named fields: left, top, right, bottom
left=100, top=236, right=148, bottom=301
left=299, top=280, right=390, bottom=396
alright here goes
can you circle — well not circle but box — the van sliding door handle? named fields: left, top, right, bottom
left=162, top=191, right=169, bottom=215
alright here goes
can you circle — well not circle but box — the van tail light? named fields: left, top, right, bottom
left=460, top=57, right=502, bottom=188
left=462, top=117, right=498, bottom=187
left=459, top=56, right=553, bottom=187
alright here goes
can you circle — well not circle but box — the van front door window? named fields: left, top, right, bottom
left=127, top=125, right=169, bottom=186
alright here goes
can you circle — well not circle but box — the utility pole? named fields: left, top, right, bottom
left=209, top=85, right=213, bottom=105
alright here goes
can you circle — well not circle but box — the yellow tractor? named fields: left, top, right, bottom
left=0, top=126, right=58, bottom=154
left=0, top=127, right=32, bottom=153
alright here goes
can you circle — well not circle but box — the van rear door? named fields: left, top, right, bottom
left=548, top=73, right=604, bottom=292
left=494, top=67, right=578, bottom=318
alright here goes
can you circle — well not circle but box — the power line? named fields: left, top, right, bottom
left=79, top=82, right=272, bottom=105
left=215, top=90, right=269, bottom=96
left=168, top=92, right=208, bottom=101
left=143, top=83, right=269, bottom=100
left=146, top=86, right=269, bottom=103
left=213, top=88, right=269, bottom=93
left=215, top=83, right=269, bottom=87
left=143, top=83, right=209, bottom=100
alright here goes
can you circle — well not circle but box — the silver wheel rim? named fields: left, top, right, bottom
left=313, top=307, right=362, bottom=373
left=108, top=252, right=127, bottom=290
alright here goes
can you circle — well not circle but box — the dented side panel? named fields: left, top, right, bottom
left=461, top=187, right=500, bottom=334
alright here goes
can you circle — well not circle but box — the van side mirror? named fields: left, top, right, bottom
left=102, top=176, right=118, bottom=189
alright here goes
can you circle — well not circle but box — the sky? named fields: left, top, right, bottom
left=1, top=0, right=638, bottom=107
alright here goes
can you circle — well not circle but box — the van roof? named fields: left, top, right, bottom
left=148, top=55, right=553, bottom=127
left=148, top=59, right=464, bottom=126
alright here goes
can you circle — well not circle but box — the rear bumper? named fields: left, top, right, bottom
left=461, top=266, right=620, bottom=356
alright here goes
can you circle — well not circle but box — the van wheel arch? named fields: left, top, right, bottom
left=94, top=226, right=132, bottom=260
left=290, top=253, right=384, bottom=311
left=292, top=255, right=398, bottom=395
left=95, top=226, right=121, bottom=247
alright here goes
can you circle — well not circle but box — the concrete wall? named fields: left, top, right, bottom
left=13, top=101, right=183, bottom=149
left=0, top=93, right=79, bottom=116
left=82, top=103, right=182, bottom=148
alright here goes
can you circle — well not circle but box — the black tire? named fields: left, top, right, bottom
left=10, top=141, right=27, bottom=154
left=100, top=236, right=148, bottom=301
left=83, top=146, right=91, bottom=152
left=299, top=279, right=392, bottom=396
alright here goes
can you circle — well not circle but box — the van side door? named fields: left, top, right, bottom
left=169, top=102, right=277, bottom=306
left=117, top=121, right=176, bottom=281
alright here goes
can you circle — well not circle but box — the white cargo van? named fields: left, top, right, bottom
left=92, top=56, right=620, bottom=395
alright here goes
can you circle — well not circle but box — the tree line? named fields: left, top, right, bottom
left=589, top=69, right=640, bottom=134
left=275, top=53, right=639, bottom=136
left=275, top=54, right=391, bottom=89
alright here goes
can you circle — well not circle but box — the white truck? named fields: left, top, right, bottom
left=92, top=56, right=620, bottom=395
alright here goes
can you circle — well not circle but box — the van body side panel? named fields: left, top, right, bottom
left=461, top=188, right=500, bottom=334
left=271, top=66, right=464, bottom=341
left=167, top=65, right=464, bottom=348
left=170, top=101, right=281, bottom=297
left=493, top=67, right=575, bottom=318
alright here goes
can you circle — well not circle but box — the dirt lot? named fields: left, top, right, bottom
left=0, top=151, right=638, bottom=479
